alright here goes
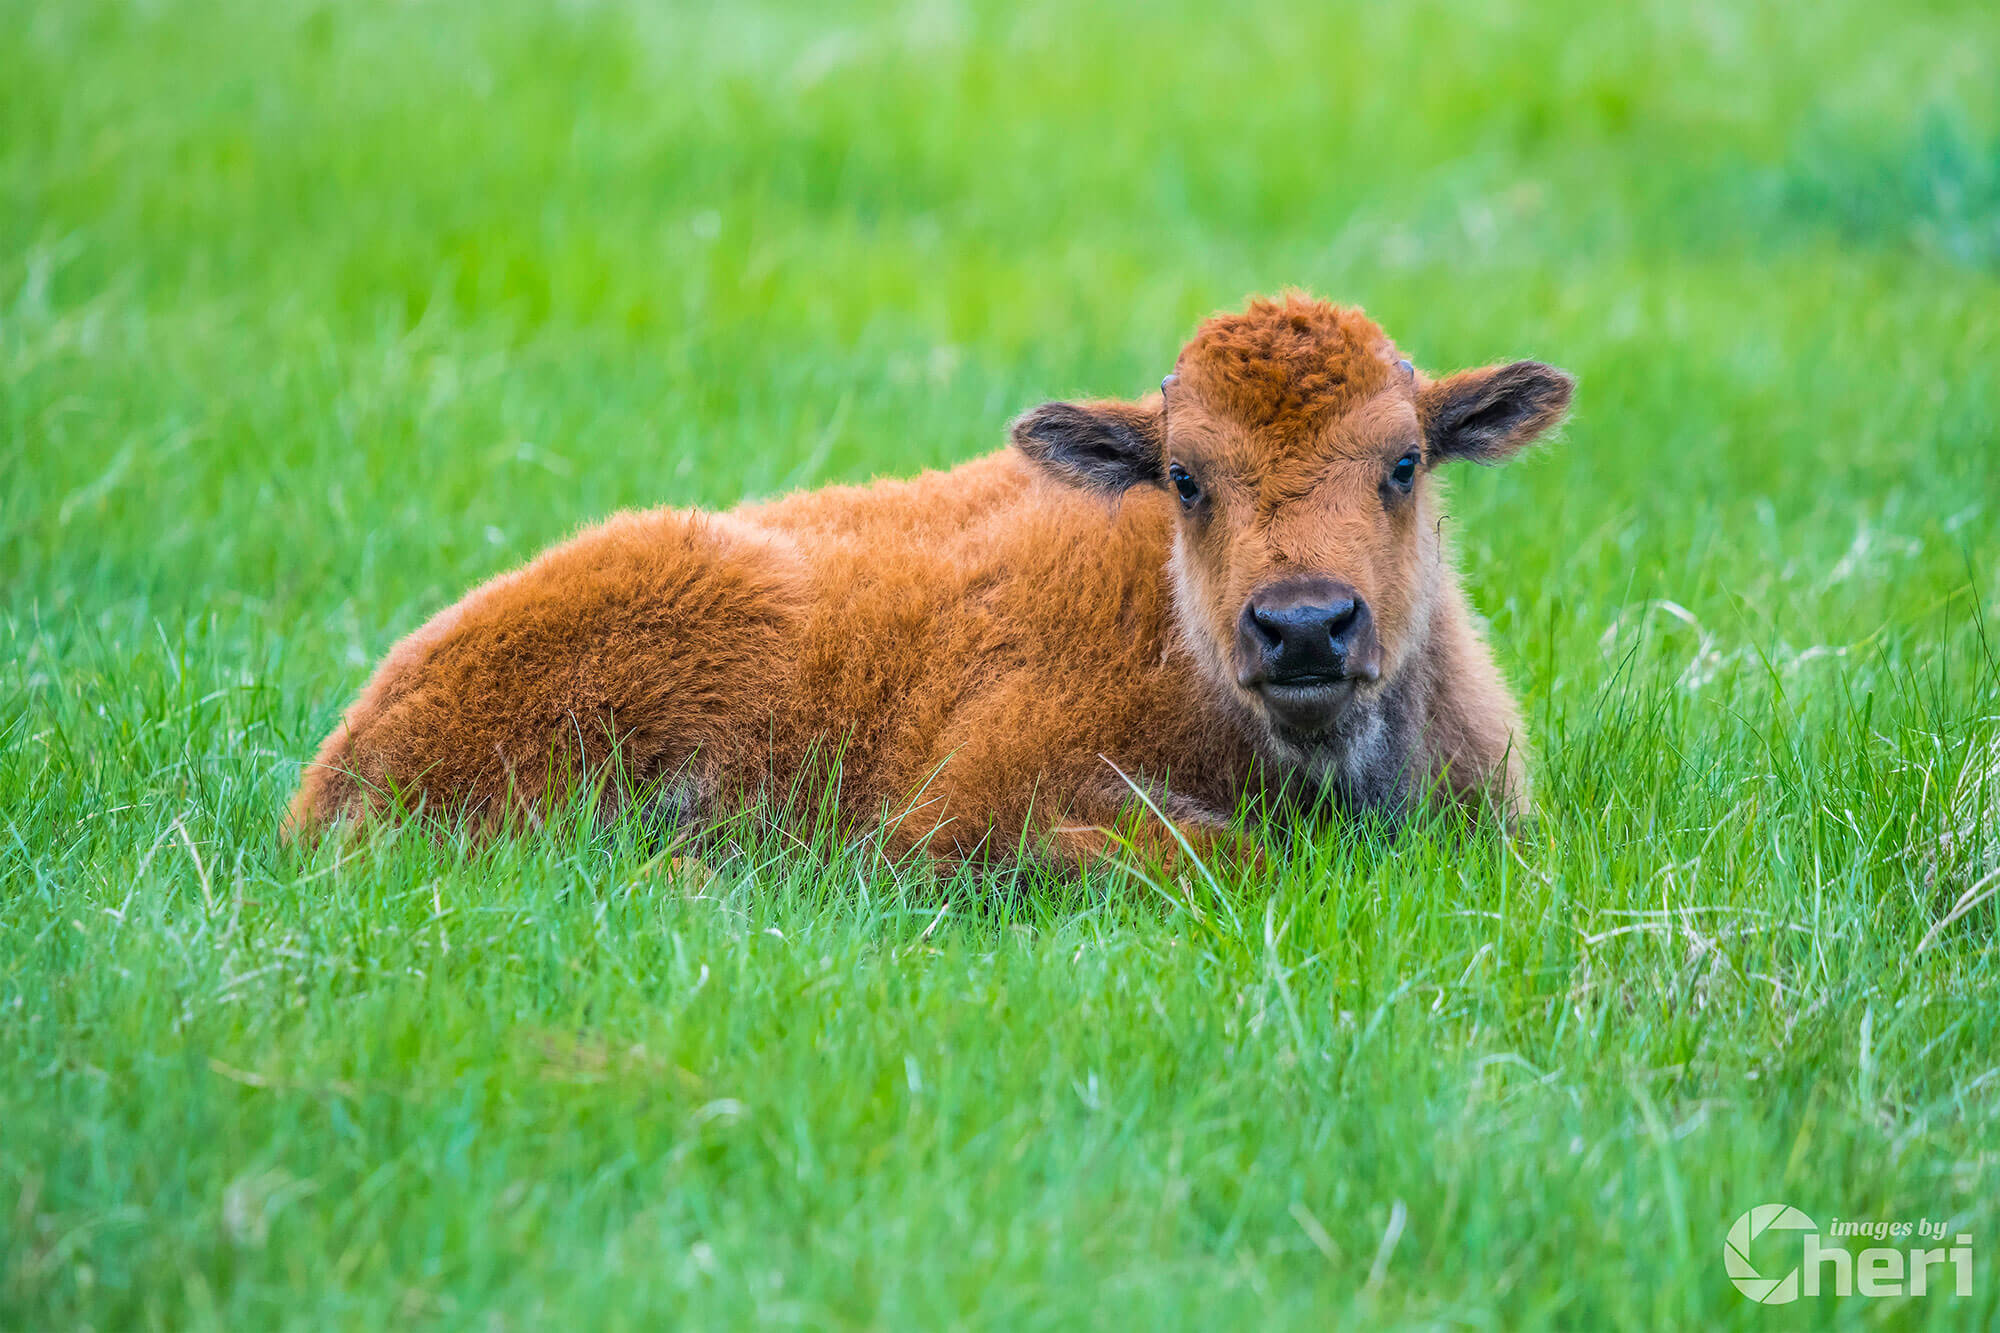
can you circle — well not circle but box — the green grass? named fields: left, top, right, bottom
left=5, top=0, right=2000, bottom=1327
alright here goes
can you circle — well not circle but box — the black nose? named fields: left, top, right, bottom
left=1240, top=580, right=1373, bottom=685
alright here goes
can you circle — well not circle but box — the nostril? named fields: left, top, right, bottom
left=1323, top=599, right=1361, bottom=642
left=1244, top=604, right=1285, bottom=652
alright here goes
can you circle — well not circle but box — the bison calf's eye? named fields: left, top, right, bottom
left=1168, top=463, right=1202, bottom=508
left=1390, top=454, right=1418, bottom=491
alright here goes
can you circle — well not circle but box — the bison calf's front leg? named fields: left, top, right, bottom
left=1042, top=779, right=1261, bottom=876
left=287, top=510, right=803, bottom=839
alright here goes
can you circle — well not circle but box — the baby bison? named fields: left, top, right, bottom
left=290, top=295, right=1573, bottom=865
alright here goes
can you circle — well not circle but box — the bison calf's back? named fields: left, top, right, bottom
left=288, top=509, right=805, bottom=835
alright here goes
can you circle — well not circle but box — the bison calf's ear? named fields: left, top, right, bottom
left=1010, top=399, right=1165, bottom=495
left=1418, top=361, right=1574, bottom=465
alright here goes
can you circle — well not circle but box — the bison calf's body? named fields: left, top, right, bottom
left=291, top=296, right=1572, bottom=864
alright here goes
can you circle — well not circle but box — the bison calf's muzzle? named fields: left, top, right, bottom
left=1236, top=578, right=1380, bottom=732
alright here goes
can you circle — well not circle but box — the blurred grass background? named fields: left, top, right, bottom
left=4, top=0, right=1999, bottom=1328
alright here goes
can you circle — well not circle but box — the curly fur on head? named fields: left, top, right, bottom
left=1175, top=294, right=1401, bottom=445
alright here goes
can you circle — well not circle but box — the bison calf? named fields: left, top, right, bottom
left=290, top=295, right=1572, bottom=864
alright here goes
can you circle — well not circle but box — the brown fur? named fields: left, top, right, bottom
left=289, top=294, right=1573, bottom=866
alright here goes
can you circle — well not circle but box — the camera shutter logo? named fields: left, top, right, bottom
left=1725, top=1204, right=1817, bottom=1304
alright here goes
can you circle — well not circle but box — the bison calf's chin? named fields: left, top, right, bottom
left=292, top=294, right=1571, bottom=863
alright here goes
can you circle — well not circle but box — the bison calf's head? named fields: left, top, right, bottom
left=1012, top=295, right=1572, bottom=792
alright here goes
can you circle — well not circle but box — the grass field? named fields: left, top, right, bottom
left=5, top=0, right=2000, bottom=1327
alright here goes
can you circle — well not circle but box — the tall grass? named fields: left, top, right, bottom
left=4, top=0, right=1998, bottom=1326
